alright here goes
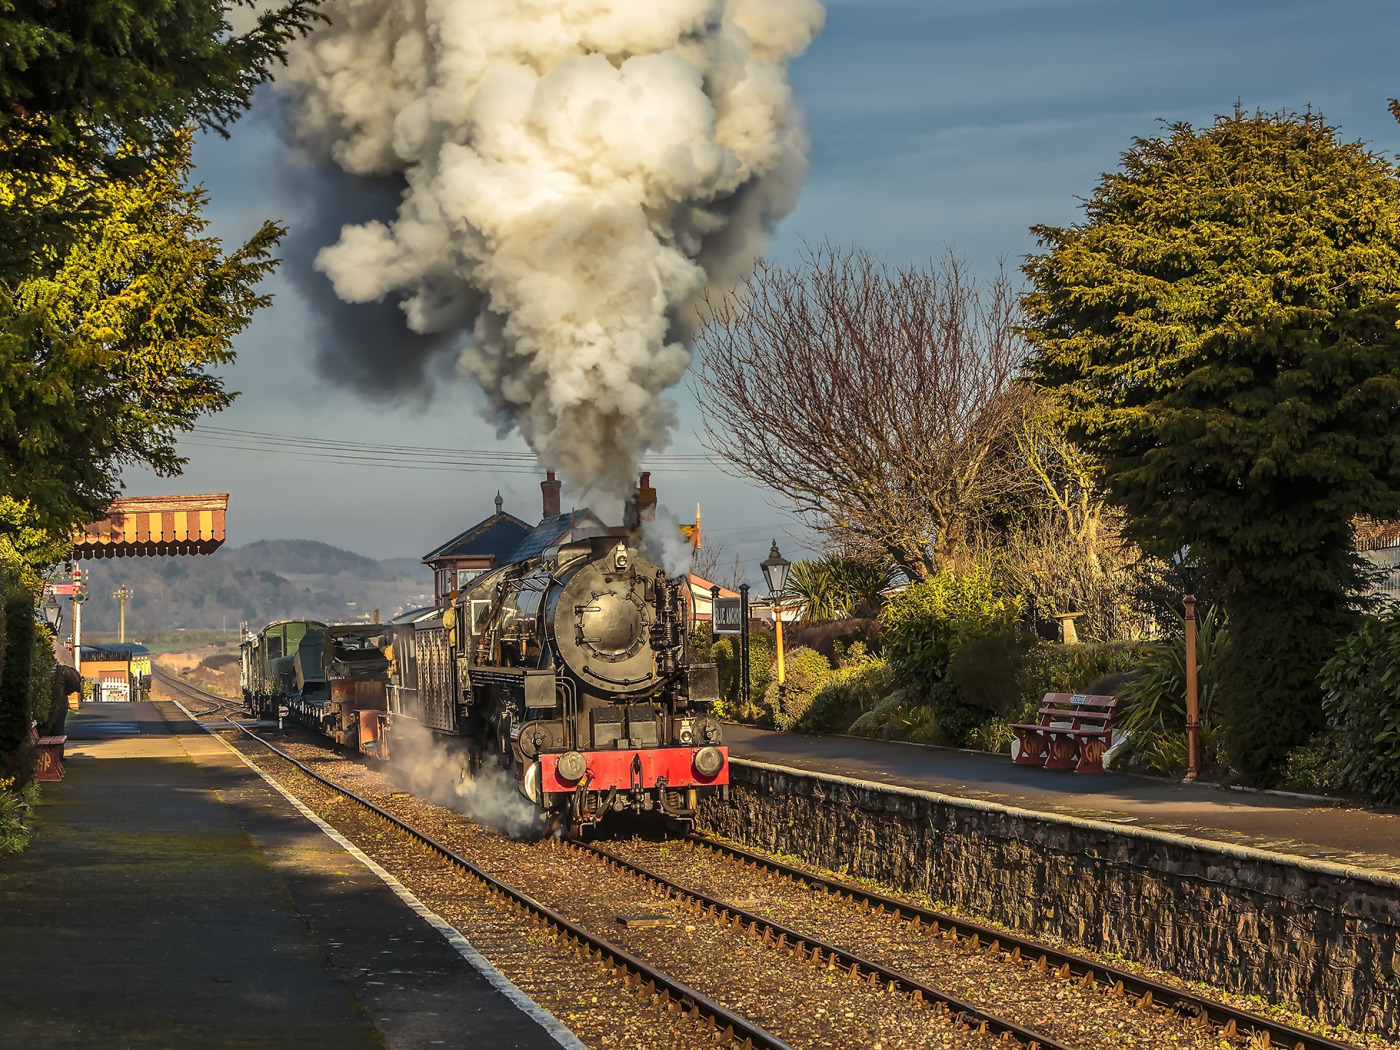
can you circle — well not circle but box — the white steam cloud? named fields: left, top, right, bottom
left=278, top=0, right=824, bottom=498
left=642, top=504, right=698, bottom=578
left=388, top=717, right=545, bottom=839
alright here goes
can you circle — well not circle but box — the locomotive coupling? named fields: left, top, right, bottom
left=693, top=746, right=725, bottom=778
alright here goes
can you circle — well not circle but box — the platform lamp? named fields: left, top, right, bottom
left=41, top=594, right=62, bottom=634
left=760, top=541, right=791, bottom=693
left=1172, top=546, right=1202, bottom=782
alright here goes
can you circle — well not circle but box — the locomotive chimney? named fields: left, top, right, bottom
left=541, top=470, right=561, bottom=520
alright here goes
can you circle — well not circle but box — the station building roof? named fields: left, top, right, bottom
left=421, top=511, right=533, bottom=565
left=507, top=510, right=608, bottom=562
left=72, top=494, right=228, bottom=560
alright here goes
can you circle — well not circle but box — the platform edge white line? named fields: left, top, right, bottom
left=170, top=698, right=587, bottom=1050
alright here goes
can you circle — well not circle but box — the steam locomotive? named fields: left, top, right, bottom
left=241, top=527, right=727, bottom=834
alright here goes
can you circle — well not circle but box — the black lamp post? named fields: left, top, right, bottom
left=41, top=595, right=62, bottom=634
left=760, top=540, right=791, bottom=598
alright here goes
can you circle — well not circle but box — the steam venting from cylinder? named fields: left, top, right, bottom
left=277, top=0, right=825, bottom=499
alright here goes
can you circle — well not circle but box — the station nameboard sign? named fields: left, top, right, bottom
left=712, top=596, right=743, bottom=635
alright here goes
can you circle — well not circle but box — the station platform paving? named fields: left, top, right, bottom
left=0, top=700, right=570, bottom=1050
left=723, top=723, right=1400, bottom=877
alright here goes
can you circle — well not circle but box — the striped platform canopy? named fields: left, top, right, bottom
left=71, top=494, right=228, bottom=559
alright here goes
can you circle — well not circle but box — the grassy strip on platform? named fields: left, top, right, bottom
left=0, top=776, right=39, bottom=855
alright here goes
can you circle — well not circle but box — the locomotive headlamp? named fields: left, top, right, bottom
left=693, top=746, right=724, bottom=778
left=556, top=750, right=587, bottom=783
left=613, top=543, right=629, bottom=572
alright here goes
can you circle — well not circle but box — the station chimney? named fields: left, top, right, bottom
left=637, top=471, right=657, bottom=520
left=625, top=471, right=658, bottom=531
left=541, top=470, right=561, bottom=520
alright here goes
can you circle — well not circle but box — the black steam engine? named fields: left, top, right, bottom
left=386, top=530, right=726, bottom=832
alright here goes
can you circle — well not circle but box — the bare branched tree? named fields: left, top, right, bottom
left=1012, top=391, right=1108, bottom=575
left=691, top=539, right=724, bottom=583
left=693, top=243, right=1029, bottom=580
left=690, top=539, right=747, bottom=592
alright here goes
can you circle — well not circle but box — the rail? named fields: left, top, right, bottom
left=152, top=666, right=244, bottom=715
left=571, top=839, right=1070, bottom=1050
left=683, top=833, right=1354, bottom=1050
left=154, top=672, right=1356, bottom=1050
left=213, top=710, right=792, bottom=1050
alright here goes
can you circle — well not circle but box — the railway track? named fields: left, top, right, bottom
left=668, top=835, right=1355, bottom=1050
left=185, top=696, right=795, bottom=1050
left=570, top=838, right=1070, bottom=1048
left=173, top=683, right=1062, bottom=1048
left=156, top=674, right=1365, bottom=1050
left=152, top=666, right=244, bottom=716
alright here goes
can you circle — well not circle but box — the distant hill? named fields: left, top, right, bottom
left=75, top=539, right=435, bottom=637
left=224, top=539, right=383, bottom=578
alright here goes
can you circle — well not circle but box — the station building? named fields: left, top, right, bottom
left=77, top=643, right=153, bottom=702
left=422, top=473, right=708, bottom=616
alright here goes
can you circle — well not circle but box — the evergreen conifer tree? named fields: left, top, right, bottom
left=1023, top=109, right=1400, bottom=780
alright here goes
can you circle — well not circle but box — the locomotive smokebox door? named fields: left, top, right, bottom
left=686, top=663, right=720, bottom=704
left=523, top=670, right=556, bottom=710
left=552, top=547, right=658, bottom=697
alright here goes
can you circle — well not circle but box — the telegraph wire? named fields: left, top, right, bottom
left=192, top=425, right=717, bottom=464
left=182, top=426, right=723, bottom=474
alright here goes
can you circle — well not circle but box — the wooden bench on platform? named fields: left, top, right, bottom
left=1010, top=693, right=1118, bottom=774
left=34, top=734, right=68, bottom=782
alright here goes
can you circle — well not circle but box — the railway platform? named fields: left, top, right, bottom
left=723, top=723, right=1400, bottom=876
left=0, top=700, right=571, bottom=1050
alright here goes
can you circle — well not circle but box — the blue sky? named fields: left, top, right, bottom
left=120, top=0, right=1400, bottom=578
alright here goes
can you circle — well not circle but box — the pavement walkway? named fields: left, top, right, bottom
left=723, top=723, right=1400, bottom=876
left=0, top=701, right=568, bottom=1049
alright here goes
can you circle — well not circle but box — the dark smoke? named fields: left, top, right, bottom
left=277, top=158, right=466, bottom=399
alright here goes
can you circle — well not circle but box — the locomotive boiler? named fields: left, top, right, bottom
left=386, top=529, right=727, bottom=833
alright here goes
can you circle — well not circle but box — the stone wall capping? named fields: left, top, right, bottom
left=732, top=757, right=1400, bottom=893
left=717, top=759, right=1400, bottom=1033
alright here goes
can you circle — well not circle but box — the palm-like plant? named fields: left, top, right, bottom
left=1116, top=605, right=1228, bottom=765
left=786, top=554, right=899, bottom=623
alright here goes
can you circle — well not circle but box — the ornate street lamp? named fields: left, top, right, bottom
left=760, top=541, right=791, bottom=693
left=760, top=540, right=791, bottom=599
left=41, top=595, right=63, bottom=633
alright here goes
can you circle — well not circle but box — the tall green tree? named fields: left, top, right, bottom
left=0, top=132, right=283, bottom=587
left=0, top=0, right=320, bottom=280
left=1023, top=108, right=1400, bottom=781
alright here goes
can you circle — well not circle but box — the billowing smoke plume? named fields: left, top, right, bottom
left=275, top=156, right=463, bottom=397
left=277, top=0, right=824, bottom=497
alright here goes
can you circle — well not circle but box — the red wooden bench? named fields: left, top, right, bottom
left=34, top=735, right=67, bottom=782
left=1010, top=693, right=1118, bottom=774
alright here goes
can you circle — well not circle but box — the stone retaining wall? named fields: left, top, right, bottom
left=702, top=759, right=1400, bottom=1036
